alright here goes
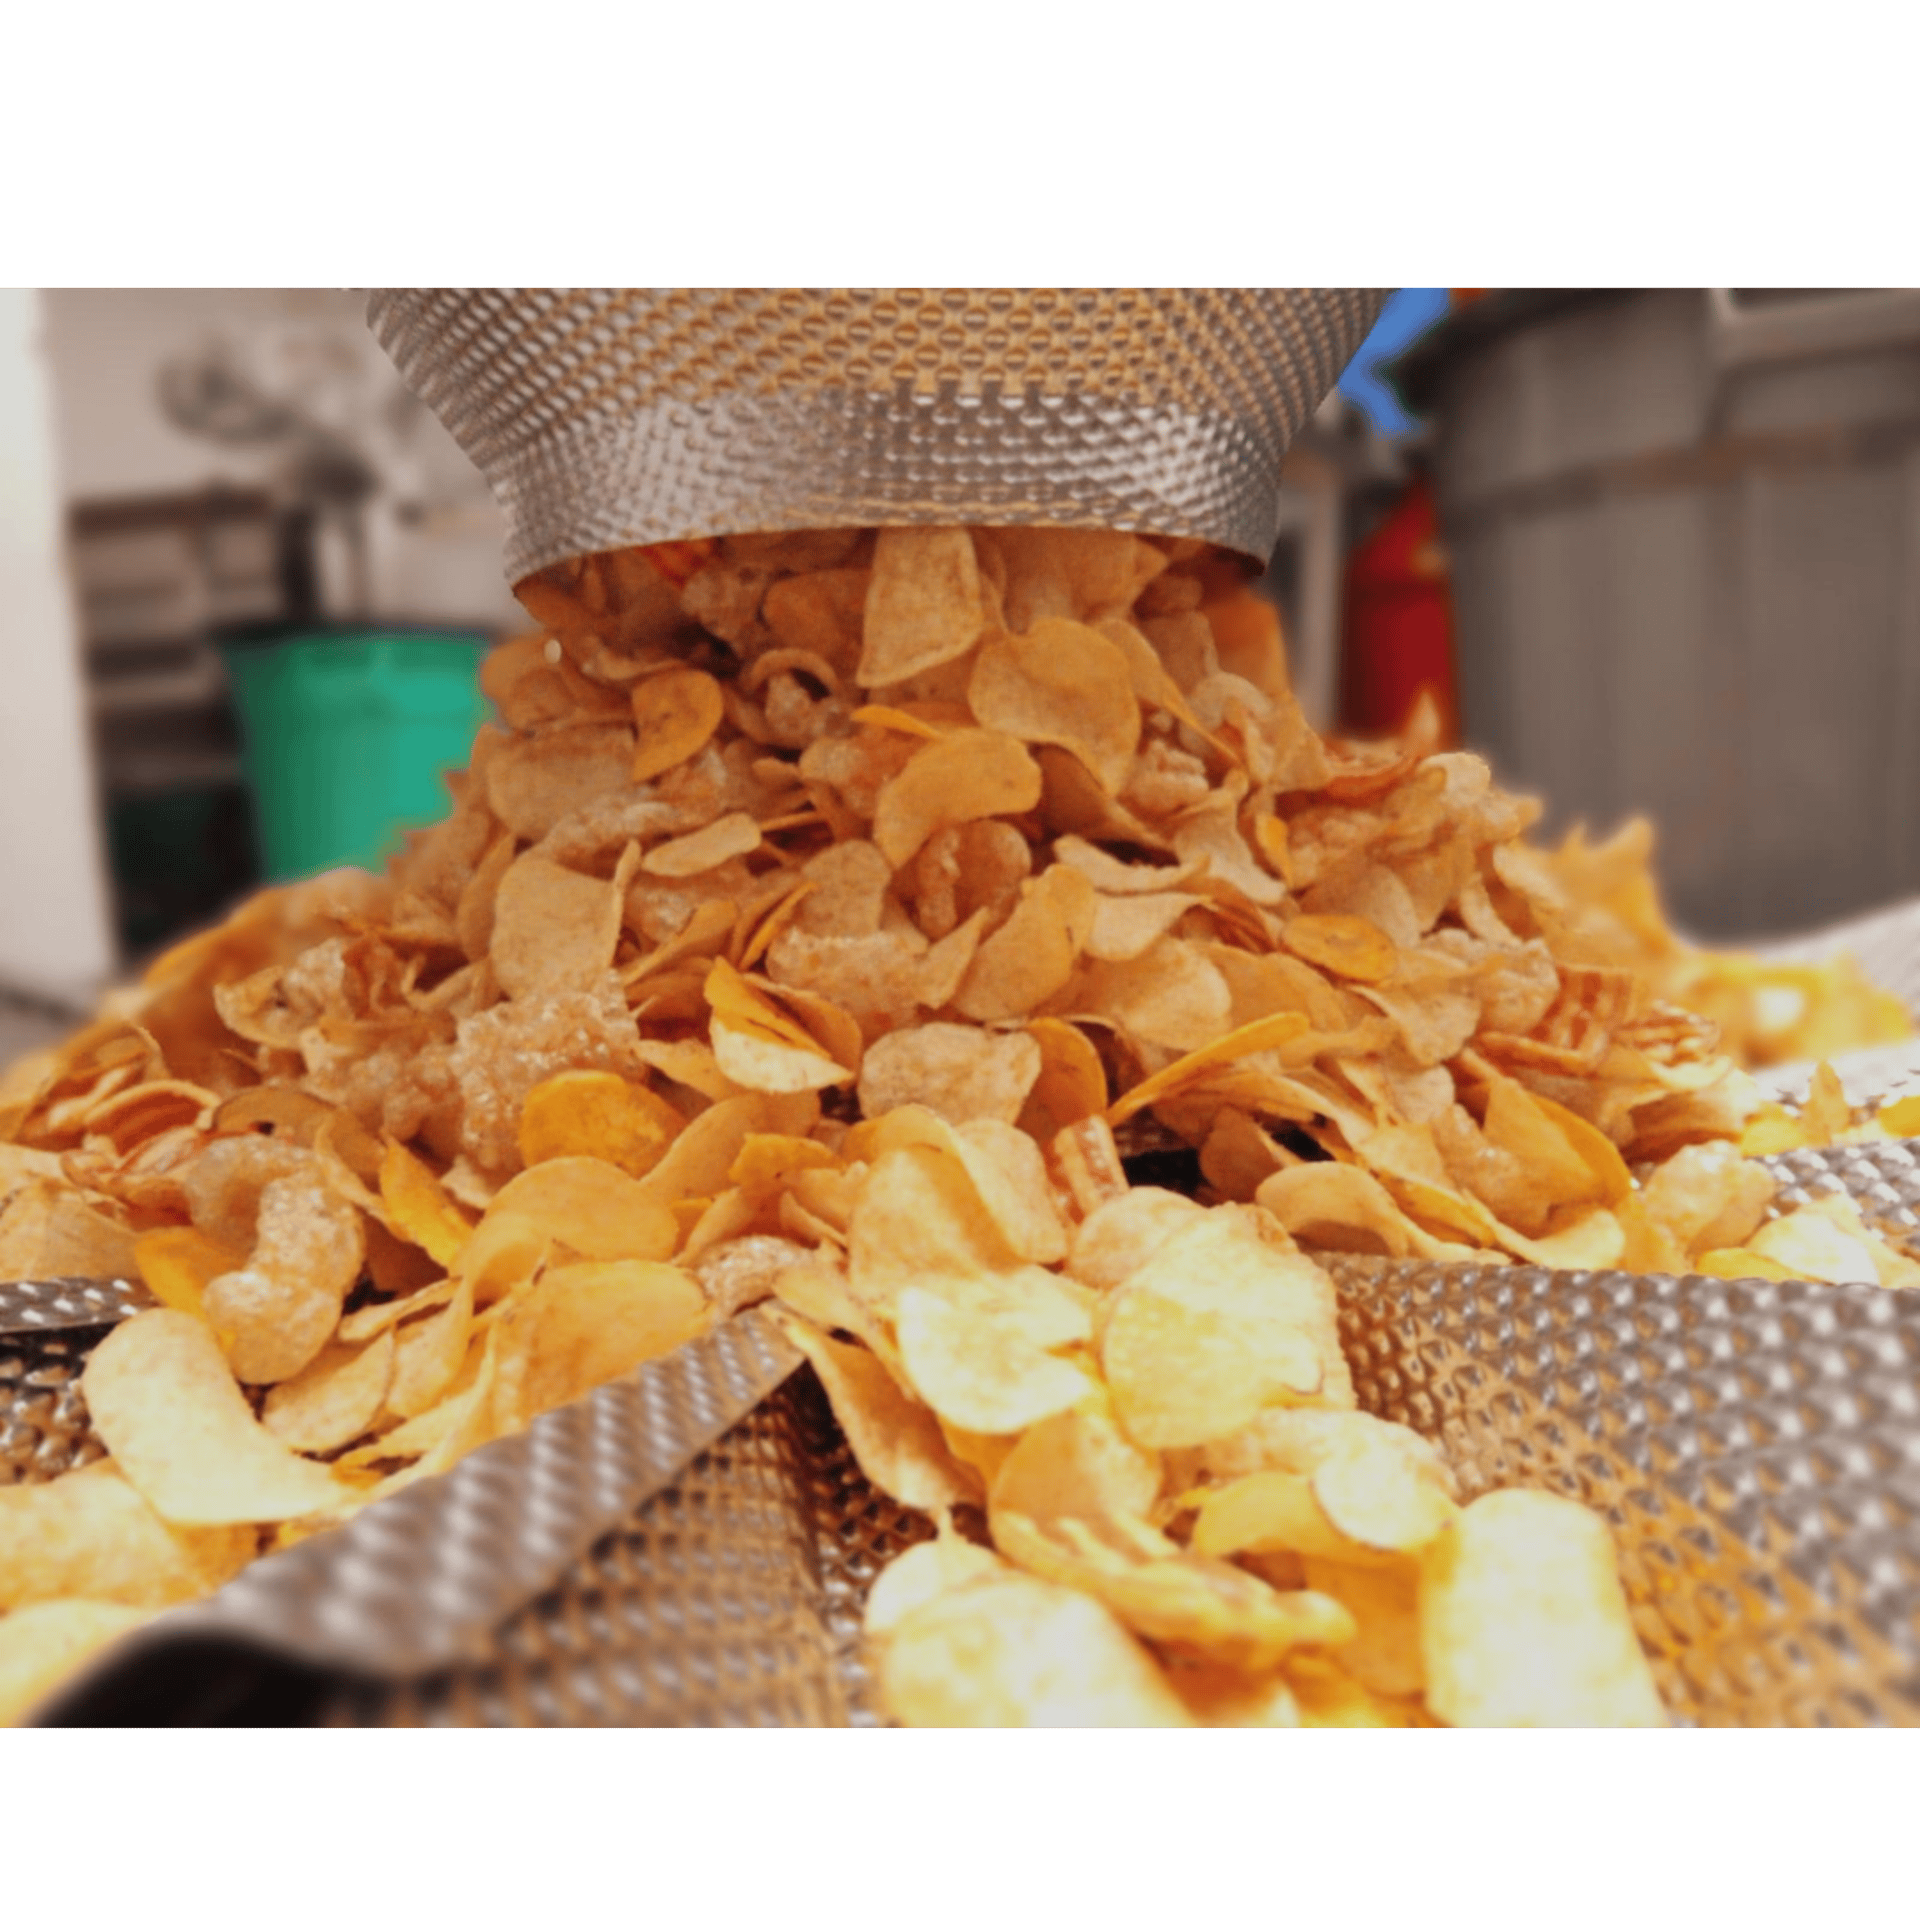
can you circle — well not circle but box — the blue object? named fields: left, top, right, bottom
left=1338, top=288, right=1450, bottom=436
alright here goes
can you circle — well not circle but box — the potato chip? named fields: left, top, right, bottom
left=380, top=1139, right=475, bottom=1268
left=516, top=1261, right=707, bottom=1420
left=1255, top=1163, right=1457, bottom=1261
left=491, top=854, right=625, bottom=999
left=950, top=867, right=1093, bottom=1025
left=991, top=1508, right=1354, bottom=1672
left=642, top=810, right=763, bottom=879
left=1420, top=1488, right=1665, bottom=1727
left=1105, top=1011, right=1310, bottom=1125
left=877, top=1568, right=1194, bottom=1728
left=0, top=1599, right=156, bottom=1728
left=0, top=1180, right=138, bottom=1283
left=82, top=1309, right=347, bottom=1524
left=630, top=667, right=724, bottom=784
left=894, top=1286, right=1093, bottom=1434
left=486, top=1156, right=678, bottom=1263
left=967, top=619, right=1141, bottom=793
left=485, top=724, right=634, bottom=840
left=863, top=1533, right=1007, bottom=1635
left=1102, top=1210, right=1335, bottom=1448
left=132, top=1225, right=236, bottom=1317
left=856, top=1023, right=1041, bottom=1128
left=516, top=1069, right=683, bottom=1179
left=387, top=1270, right=478, bottom=1419
left=990, top=1403, right=1161, bottom=1528
left=1065, top=1188, right=1208, bottom=1291
left=775, top=1312, right=978, bottom=1512
left=1083, top=941, right=1232, bottom=1055
left=870, top=728, right=1041, bottom=870
left=0, top=1460, right=254, bottom=1611
left=1281, top=913, right=1399, bottom=984
left=857, top=527, right=988, bottom=688
left=263, top=1331, right=397, bottom=1454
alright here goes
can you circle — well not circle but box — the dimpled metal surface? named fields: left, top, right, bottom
left=366, top=289, right=1389, bottom=579
left=1326, top=1256, right=1920, bottom=1726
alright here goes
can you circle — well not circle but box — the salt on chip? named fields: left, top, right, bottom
left=487, top=1155, right=679, bottom=1263
left=1420, top=1487, right=1665, bottom=1727
left=966, top=618, right=1141, bottom=793
left=81, top=1309, right=347, bottom=1524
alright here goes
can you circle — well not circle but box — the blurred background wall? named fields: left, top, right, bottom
left=4, top=286, right=1918, bottom=1060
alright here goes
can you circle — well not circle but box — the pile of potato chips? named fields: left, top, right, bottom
left=1, top=522, right=1915, bottom=1724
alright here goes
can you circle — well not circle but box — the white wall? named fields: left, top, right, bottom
left=0, top=291, right=116, bottom=1005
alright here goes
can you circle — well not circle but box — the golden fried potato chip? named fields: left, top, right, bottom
left=1300, top=1557, right=1425, bottom=1697
left=1282, top=913, right=1399, bottom=984
left=388, top=1271, right=477, bottom=1419
left=991, top=1508, right=1354, bottom=1672
left=1102, top=1210, right=1334, bottom=1448
left=877, top=1568, right=1194, bottom=1727
left=82, top=1309, right=347, bottom=1524
left=871, top=728, right=1041, bottom=870
left=1255, top=1163, right=1456, bottom=1261
left=1420, top=1488, right=1665, bottom=1727
left=894, top=1286, right=1093, bottom=1434
left=486, top=1157, right=678, bottom=1263
left=491, top=853, right=626, bottom=998
left=517, top=1069, right=683, bottom=1179
left=132, top=1225, right=235, bottom=1317
left=776, top=1312, right=978, bottom=1513
left=262, top=1331, right=397, bottom=1455
left=643, top=811, right=763, bottom=879
left=1105, top=1011, right=1310, bottom=1125
left=380, top=1139, right=475, bottom=1268
left=856, top=1023, right=1042, bottom=1128
left=863, top=1534, right=1007, bottom=1635
left=967, top=619, right=1141, bottom=793
left=0, top=1460, right=253, bottom=1611
left=858, top=527, right=989, bottom=688
left=630, top=667, right=724, bottom=784
left=484, top=724, right=634, bottom=840
left=990, top=1403, right=1161, bottom=1528
left=1064, top=1188, right=1208, bottom=1291
left=848, top=1143, right=1019, bottom=1307
left=1084, top=941, right=1232, bottom=1055
left=517, top=1261, right=707, bottom=1420
left=951, top=867, right=1093, bottom=1025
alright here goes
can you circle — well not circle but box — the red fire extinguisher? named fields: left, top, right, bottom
left=1338, top=472, right=1460, bottom=746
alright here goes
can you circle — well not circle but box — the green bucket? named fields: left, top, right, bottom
left=222, top=629, right=492, bottom=881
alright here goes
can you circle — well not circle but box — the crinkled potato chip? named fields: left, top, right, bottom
left=894, top=1285, right=1093, bottom=1435
left=878, top=1568, right=1194, bottom=1728
left=82, top=1310, right=348, bottom=1524
left=0, top=1460, right=254, bottom=1611
left=517, top=1069, right=683, bottom=1179
left=1420, top=1488, right=1666, bottom=1727
left=630, top=667, right=725, bottom=784
left=486, top=1157, right=678, bottom=1263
